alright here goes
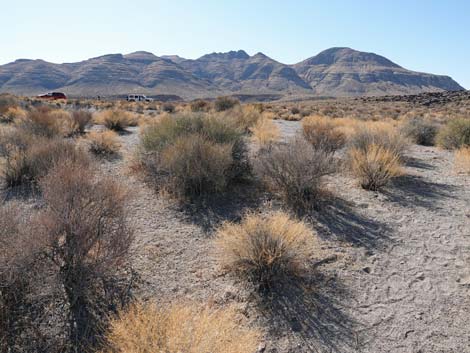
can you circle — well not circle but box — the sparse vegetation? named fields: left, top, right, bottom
left=250, top=116, right=280, bottom=146
left=302, top=115, right=346, bottom=153
left=87, top=130, right=120, bottom=155
left=95, top=109, right=133, bottom=131
left=348, top=144, right=403, bottom=190
left=162, top=102, right=176, bottom=113
left=138, top=113, right=249, bottom=199
left=214, top=96, right=239, bottom=112
left=436, top=118, right=470, bottom=149
left=455, top=147, right=470, bottom=174
left=254, top=137, right=336, bottom=211
left=215, top=211, right=316, bottom=290
left=400, top=117, right=438, bottom=146
left=101, top=301, right=260, bottom=353
left=190, top=99, right=210, bottom=112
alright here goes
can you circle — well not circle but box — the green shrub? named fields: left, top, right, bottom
left=436, top=118, right=470, bottom=149
left=400, top=117, right=438, bottom=146
left=214, top=96, right=239, bottom=112
left=139, top=113, right=249, bottom=199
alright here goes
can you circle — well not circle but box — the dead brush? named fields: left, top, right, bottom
left=101, top=301, right=260, bottom=353
left=254, top=137, right=336, bottom=212
left=215, top=211, right=317, bottom=291
left=250, top=117, right=280, bottom=147
left=302, top=115, right=346, bottom=153
left=348, top=144, right=403, bottom=191
left=454, top=147, right=470, bottom=174
left=87, top=131, right=120, bottom=155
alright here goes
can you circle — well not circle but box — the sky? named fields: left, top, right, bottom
left=2, top=0, right=469, bottom=88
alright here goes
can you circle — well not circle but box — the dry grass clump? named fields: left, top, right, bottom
left=254, top=137, right=336, bottom=212
left=87, top=131, right=120, bottom=155
left=436, top=118, right=470, bottom=149
left=101, top=301, right=260, bottom=353
left=214, top=96, right=239, bottom=112
left=454, top=147, right=470, bottom=174
left=138, top=113, right=249, bottom=199
left=162, top=102, right=176, bottom=113
left=348, top=144, right=403, bottom=191
left=0, top=129, right=89, bottom=187
left=71, top=110, right=93, bottom=133
left=348, top=124, right=408, bottom=161
left=250, top=117, right=280, bottom=147
left=302, top=115, right=346, bottom=153
left=215, top=211, right=316, bottom=290
left=95, top=110, right=134, bottom=131
left=400, top=117, right=438, bottom=146
left=1, top=106, right=27, bottom=123
left=17, top=109, right=63, bottom=138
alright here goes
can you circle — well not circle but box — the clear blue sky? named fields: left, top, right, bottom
left=3, top=0, right=469, bottom=88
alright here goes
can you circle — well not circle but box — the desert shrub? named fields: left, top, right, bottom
left=302, top=116, right=346, bottom=153
left=18, top=109, right=62, bottom=138
left=102, top=301, right=260, bottom=353
left=348, top=144, right=402, bottom=191
left=139, top=113, right=248, bottom=199
left=214, top=96, right=239, bottom=112
left=0, top=94, right=17, bottom=115
left=87, top=130, right=120, bottom=155
left=400, top=117, right=438, bottom=146
left=250, top=117, right=280, bottom=147
left=227, top=105, right=262, bottom=132
left=0, top=106, right=27, bottom=124
left=190, top=99, right=209, bottom=112
left=455, top=147, right=470, bottom=174
left=96, top=110, right=132, bottom=131
left=290, top=107, right=300, bottom=115
left=254, top=137, right=336, bottom=211
left=71, top=110, right=93, bottom=133
left=436, top=118, right=470, bottom=149
left=215, top=211, right=316, bottom=290
left=162, top=103, right=175, bottom=113
left=37, top=161, right=134, bottom=351
left=0, top=131, right=89, bottom=187
left=349, top=126, right=408, bottom=161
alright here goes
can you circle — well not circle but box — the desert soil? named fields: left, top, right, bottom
left=24, top=122, right=470, bottom=352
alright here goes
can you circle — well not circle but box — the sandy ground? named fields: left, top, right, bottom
left=7, top=121, right=467, bottom=352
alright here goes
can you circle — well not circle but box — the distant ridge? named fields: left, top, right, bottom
left=0, top=47, right=463, bottom=99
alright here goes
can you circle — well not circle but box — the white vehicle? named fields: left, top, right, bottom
left=126, top=94, right=153, bottom=102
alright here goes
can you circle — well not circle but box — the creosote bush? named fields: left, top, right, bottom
left=215, top=211, right=316, bottom=290
left=348, top=144, right=403, bottom=191
left=254, top=137, right=336, bottom=212
left=101, top=301, right=260, bottom=353
left=302, top=115, right=346, bottom=153
left=87, top=130, right=120, bottom=155
left=214, top=96, right=239, bottom=112
left=138, top=113, right=249, bottom=199
left=400, top=117, right=438, bottom=146
left=436, top=118, right=470, bottom=149
left=71, top=110, right=93, bottom=134
left=162, top=103, right=176, bottom=113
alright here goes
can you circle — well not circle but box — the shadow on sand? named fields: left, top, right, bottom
left=310, top=196, right=392, bottom=250
left=384, top=174, right=457, bottom=209
left=259, top=272, right=359, bottom=352
left=178, top=184, right=266, bottom=232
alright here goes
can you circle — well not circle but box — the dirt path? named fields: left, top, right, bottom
left=102, top=125, right=469, bottom=353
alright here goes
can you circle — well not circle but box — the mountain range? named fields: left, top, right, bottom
left=0, top=47, right=464, bottom=100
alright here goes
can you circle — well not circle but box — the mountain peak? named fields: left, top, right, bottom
left=199, top=50, right=249, bottom=61
left=124, top=51, right=159, bottom=62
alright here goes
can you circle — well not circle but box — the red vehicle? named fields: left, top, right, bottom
left=37, top=92, right=67, bottom=100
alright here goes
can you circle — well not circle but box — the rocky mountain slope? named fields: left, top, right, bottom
left=0, top=48, right=464, bottom=99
